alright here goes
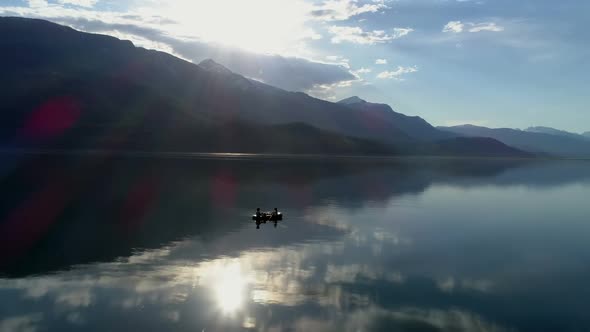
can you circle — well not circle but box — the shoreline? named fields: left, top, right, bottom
left=0, top=148, right=588, bottom=161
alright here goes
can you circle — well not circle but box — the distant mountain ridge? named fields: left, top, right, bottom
left=439, top=125, right=590, bottom=157
left=0, top=17, right=530, bottom=157
left=337, top=96, right=455, bottom=141
left=526, top=126, right=590, bottom=142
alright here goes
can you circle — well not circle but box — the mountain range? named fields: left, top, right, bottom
left=439, top=125, right=590, bottom=157
left=526, top=126, right=590, bottom=142
left=0, top=17, right=543, bottom=158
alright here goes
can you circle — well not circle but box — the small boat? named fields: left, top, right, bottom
left=252, top=211, right=283, bottom=221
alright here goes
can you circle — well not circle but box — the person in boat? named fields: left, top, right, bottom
left=272, top=208, right=278, bottom=217
left=256, top=208, right=261, bottom=218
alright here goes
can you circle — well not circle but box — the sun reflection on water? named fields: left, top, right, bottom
left=208, top=261, right=248, bottom=314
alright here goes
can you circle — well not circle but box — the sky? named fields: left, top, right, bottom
left=1, top=0, right=589, bottom=132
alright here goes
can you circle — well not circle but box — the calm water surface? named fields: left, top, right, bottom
left=1, top=155, right=590, bottom=332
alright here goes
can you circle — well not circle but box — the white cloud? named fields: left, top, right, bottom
left=376, top=66, right=418, bottom=80
left=329, top=26, right=387, bottom=44
left=326, top=55, right=349, bottom=62
left=375, top=59, right=388, bottom=65
left=27, top=0, right=48, bottom=7
left=311, top=0, right=389, bottom=21
left=443, top=21, right=464, bottom=33
left=329, top=26, right=412, bottom=45
left=304, top=28, right=323, bottom=40
left=443, top=20, right=504, bottom=33
left=392, top=27, right=414, bottom=39
left=57, top=0, right=99, bottom=8
left=324, top=55, right=351, bottom=68
left=469, top=22, right=504, bottom=33
left=354, top=67, right=372, bottom=74
left=307, top=77, right=364, bottom=100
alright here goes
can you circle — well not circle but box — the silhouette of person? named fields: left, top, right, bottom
left=256, top=208, right=261, bottom=218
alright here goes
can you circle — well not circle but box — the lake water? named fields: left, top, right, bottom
left=1, top=155, right=590, bottom=332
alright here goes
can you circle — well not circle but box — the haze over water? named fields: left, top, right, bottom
left=1, top=155, right=590, bottom=332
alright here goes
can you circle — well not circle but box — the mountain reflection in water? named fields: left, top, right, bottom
left=1, top=155, right=590, bottom=332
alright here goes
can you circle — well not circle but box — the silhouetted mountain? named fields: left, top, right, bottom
left=0, top=17, right=409, bottom=151
left=198, top=58, right=235, bottom=75
left=526, top=126, right=590, bottom=142
left=186, top=122, right=397, bottom=155
left=337, top=96, right=454, bottom=141
left=338, top=96, right=366, bottom=105
left=0, top=17, right=529, bottom=157
left=439, top=125, right=590, bottom=157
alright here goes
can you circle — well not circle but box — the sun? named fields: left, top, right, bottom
left=150, top=0, right=313, bottom=54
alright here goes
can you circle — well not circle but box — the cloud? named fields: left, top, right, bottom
left=26, top=0, right=99, bottom=9
left=329, top=26, right=412, bottom=45
left=469, top=22, right=504, bottom=33
left=210, top=53, right=356, bottom=91
left=306, top=76, right=388, bottom=103
left=392, top=27, right=414, bottom=39
left=436, top=276, right=494, bottom=293
left=308, top=79, right=360, bottom=100
left=375, top=59, right=388, bottom=65
left=26, top=0, right=48, bottom=8
left=303, top=28, right=323, bottom=40
left=307, top=76, right=376, bottom=101
left=325, top=55, right=350, bottom=67
left=324, top=264, right=404, bottom=284
left=443, top=21, right=464, bottom=33
left=311, top=0, right=389, bottom=21
left=353, top=67, right=372, bottom=74
left=57, top=0, right=98, bottom=7
left=376, top=66, right=418, bottom=80
left=443, top=20, right=504, bottom=33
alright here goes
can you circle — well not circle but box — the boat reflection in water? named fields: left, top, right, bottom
left=253, top=208, right=283, bottom=229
